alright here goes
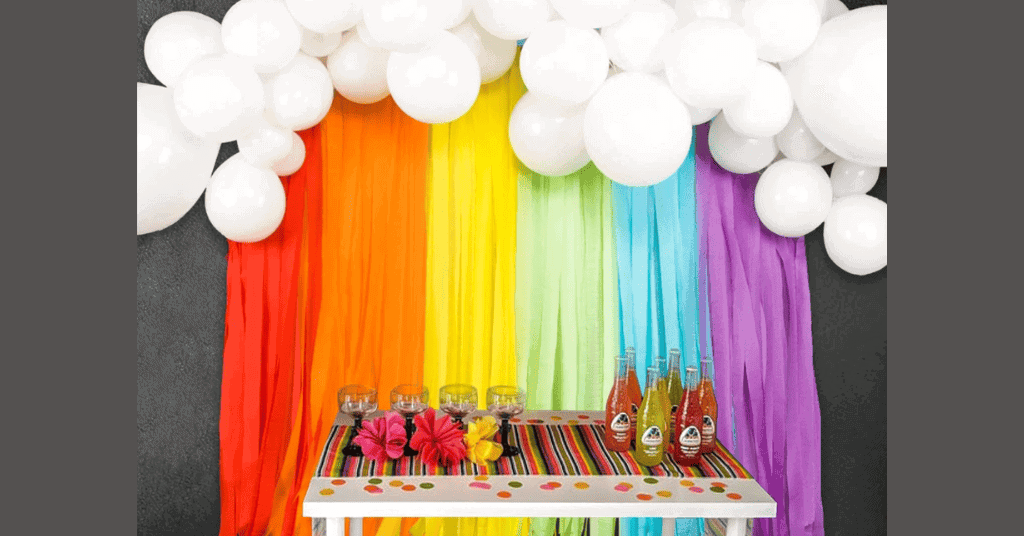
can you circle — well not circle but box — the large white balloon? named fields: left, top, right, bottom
left=824, top=195, right=886, bottom=275
left=687, top=103, right=719, bottom=125
left=550, top=0, right=632, bottom=29
left=814, top=147, right=838, bottom=166
left=830, top=159, right=880, bottom=198
left=663, top=19, right=757, bottom=108
left=708, top=114, right=778, bottom=174
left=144, top=12, right=224, bottom=87
left=474, top=0, right=554, bottom=41
left=221, top=0, right=302, bottom=74
left=754, top=159, right=832, bottom=237
left=362, top=0, right=447, bottom=51
left=327, top=32, right=392, bottom=104
left=722, top=61, right=792, bottom=138
left=237, top=120, right=293, bottom=168
left=387, top=31, right=481, bottom=124
left=602, top=0, right=678, bottom=73
left=742, top=0, right=821, bottom=63
left=206, top=154, right=287, bottom=243
left=584, top=72, right=692, bottom=186
left=681, top=0, right=744, bottom=24
left=284, top=0, right=361, bottom=34
left=775, top=108, right=825, bottom=161
left=821, top=0, right=849, bottom=22
left=264, top=53, right=334, bottom=131
left=520, top=21, right=608, bottom=105
left=451, top=14, right=518, bottom=84
left=272, top=132, right=307, bottom=176
left=299, top=28, right=343, bottom=58
left=787, top=6, right=887, bottom=167
left=437, top=1, right=472, bottom=30
left=173, top=54, right=266, bottom=143
left=138, top=83, right=220, bottom=235
left=509, top=91, right=590, bottom=176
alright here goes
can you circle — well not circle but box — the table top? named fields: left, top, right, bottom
left=303, top=410, right=776, bottom=519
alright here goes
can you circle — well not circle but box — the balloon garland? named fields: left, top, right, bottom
left=137, top=0, right=886, bottom=276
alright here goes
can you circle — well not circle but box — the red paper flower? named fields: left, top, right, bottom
left=410, top=408, right=467, bottom=469
left=352, top=411, right=407, bottom=464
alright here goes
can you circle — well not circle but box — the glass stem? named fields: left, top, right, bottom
left=500, top=418, right=511, bottom=450
left=404, top=415, right=418, bottom=456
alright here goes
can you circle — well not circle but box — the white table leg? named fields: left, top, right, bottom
left=350, top=517, right=363, bottom=536
left=726, top=518, right=746, bottom=536
left=324, top=518, right=343, bottom=536
left=662, top=517, right=675, bottom=534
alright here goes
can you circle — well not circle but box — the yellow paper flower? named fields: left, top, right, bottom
left=464, top=416, right=503, bottom=465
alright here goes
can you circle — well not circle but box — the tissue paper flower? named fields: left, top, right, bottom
left=410, top=408, right=467, bottom=470
left=464, top=415, right=502, bottom=465
left=352, top=411, right=407, bottom=464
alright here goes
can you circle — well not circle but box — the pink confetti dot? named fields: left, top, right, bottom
left=688, top=486, right=704, bottom=493
left=364, top=485, right=383, bottom=494
left=540, top=484, right=555, bottom=490
left=614, top=484, right=631, bottom=492
left=469, top=482, right=492, bottom=490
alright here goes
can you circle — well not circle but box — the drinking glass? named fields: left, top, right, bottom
left=439, top=384, right=478, bottom=427
left=486, top=385, right=526, bottom=457
left=337, top=384, right=378, bottom=457
left=390, top=384, right=429, bottom=456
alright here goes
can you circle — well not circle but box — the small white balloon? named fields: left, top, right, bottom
left=830, top=159, right=880, bottom=198
left=438, top=0, right=473, bottom=30
left=173, top=54, right=266, bottom=143
left=708, top=114, right=778, bottom=174
left=602, top=0, right=678, bottom=74
left=362, top=0, right=446, bottom=51
left=221, top=0, right=302, bottom=74
left=754, top=158, right=833, bottom=237
left=509, top=91, right=590, bottom=176
left=473, top=0, right=554, bottom=41
left=264, top=52, right=335, bottom=131
left=144, top=12, right=224, bottom=87
left=824, top=194, right=886, bottom=275
left=206, top=154, right=287, bottom=243
left=663, top=19, right=757, bottom=108
left=327, top=32, right=391, bottom=105
left=272, top=132, right=307, bottom=176
left=775, top=108, right=825, bottom=161
left=520, top=21, right=609, bottom=105
left=814, top=147, right=838, bottom=166
left=742, top=0, right=821, bottom=63
left=284, top=0, right=361, bottom=34
left=550, top=0, right=632, bottom=29
left=584, top=72, right=692, bottom=186
left=300, top=28, right=343, bottom=58
left=387, top=31, right=481, bottom=124
left=686, top=103, right=719, bottom=125
left=821, top=0, right=850, bottom=22
left=238, top=120, right=294, bottom=167
left=451, top=14, right=518, bottom=84
left=138, top=83, right=220, bottom=235
left=691, top=0, right=744, bottom=23
left=723, top=61, right=792, bottom=138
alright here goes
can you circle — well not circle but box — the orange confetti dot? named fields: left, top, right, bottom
left=389, top=480, right=404, bottom=487
left=330, top=479, right=346, bottom=486
left=497, top=491, right=512, bottom=499
left=319, top=489, right=334, bottom=496
left=474, top=475, right=489, bottom=481
left=401, top=485, right=416, bottom=491
left=618, top=482, right=634, bottom=490
left=711, top=482, right=727, bottom=488
left=680, top=480, right=694, bottom=487
left=574, top=482, right=590, bottom=490
left=547, top=481, right=562, bottom=489
left=551, top=415, right=563, bottom=421
left=727, top=493, right=742, bottom=500
left=656, top=490, right=672, bottom=498
left=637, top=493, right=653, bottom=501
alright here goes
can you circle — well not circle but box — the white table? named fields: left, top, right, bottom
left=303, top=411, right=776, bottom=536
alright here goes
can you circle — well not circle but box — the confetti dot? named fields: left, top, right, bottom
left=547, top=481, right=562, bottom=489
left=469, top=482, right=492, bottom=490
left=419, top=483, right=434, bottom=490
left=508, top=481, right=523, bottom=488
left=614, top=484, right=631, bottom=492
left=511, top=418, right=522, bottom=423
left=656, top=490, right=672, bottom=498
left=578, top=415, right=590, bottom=419
left=643, top=477, right=659, bottom=484
left=710, top=486, right=725, bottom=493
left=551, top=416, right=563, bottom=421
left=402, top=485, right=416, bottom=491
left=364, top=485, right=383, bottom=494
left=711, top=482, right=727, bottom=488
left=319, top=489, right=335, bottom=496
left=474, top=475, right=489, bottom=481
left=679, top=480, right=694, bottom=487
left=688, top=486, right=704, bottom=493
left=637, top=493, right=653, bottom=501
left=727, top=493, right=742, bottom=500
left=540, top=484, right=555, bottom=491
left=574, top=482, right=590, bottom=490
left=330, top=479, right=346, bottom=486
left=389, top=480, right=404, bottom=487
left=368, top=478, right=382, bottom=485
left=497, top=491, right=512, bottom=499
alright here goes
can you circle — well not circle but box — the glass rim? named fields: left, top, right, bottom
left=338, top=384, right=377, bottom=396
left=391, top=383, right=428, bottom=395
left=486, top=385, right=524, bottom=395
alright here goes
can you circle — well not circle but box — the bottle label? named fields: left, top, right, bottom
left=610, top=412, right=631, bottom=433
left=679, top=426, right=701, bottom=456
left=640, top=426, right=663, bottom=447
left=702, top=415, right=715, bottom=445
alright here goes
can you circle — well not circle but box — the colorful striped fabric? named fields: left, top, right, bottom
left=316, top=424, right=751, bottom=479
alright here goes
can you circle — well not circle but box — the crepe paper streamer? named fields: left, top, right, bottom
left=423, top=58, right=524, bottom=536
left=696, top=123, right=824, bottom=536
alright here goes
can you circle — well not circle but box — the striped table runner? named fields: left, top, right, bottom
left=316, top=424, right=751, bottom=479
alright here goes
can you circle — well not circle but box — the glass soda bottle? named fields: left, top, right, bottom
left=604, top=355, right=632, bottom=452
left=666, top=349, right=684, bottom=444
left=625, top=347, right=643, bottom=447
left=672, top=366, right=703, bottom=466
left=654, top=355, right=671, bottom=442
left=698, top=358, right=718, bottom=453
left=635, top=365, right=667, bottom=467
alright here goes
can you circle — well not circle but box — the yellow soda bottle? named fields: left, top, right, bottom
left=654, top=355, right=671, bottom=438
left=667, top=349, right=685, bottom=444
left=635, top=365, right=667, bottom=466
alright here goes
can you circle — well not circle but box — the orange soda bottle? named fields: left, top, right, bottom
left=604, top=355, right=632, bottom=452
left=698, top=358, right=718, bottom=453
left=672, top=366, right=703, bottom=466
left=625, top=347, right=643, bottom=447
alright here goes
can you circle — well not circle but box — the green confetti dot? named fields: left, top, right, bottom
left=710, top=486, right=725, bottom=493
left=368, top=478, right=382, bottom=485
left=508, top=481, right=523, bottom=488
left=643, top=477, right=659, bottom=484
left=419, top=483, right=434, bottom=489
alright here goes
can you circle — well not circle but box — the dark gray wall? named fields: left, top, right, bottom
left=136, top=2, right=886, bottom=535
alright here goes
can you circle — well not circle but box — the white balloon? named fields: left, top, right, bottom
left=520, top=21, right=609, bottom=105
left=206, top=154, right=287, bottom=242
left=138, top=83, right=220, bottom=235
left=814, top=147, right=838, bottom=166
left=602, top=0, right=678, bottom=73
left=775, top=108, right=825, bottom=161
left=284, top=0, right=361, bottom=34
left=300, top=28, right=343, bottom=58
left=663, top=19, right=757, bottom=108
left=722, top=61, right=792, bottom=138
left=327, top=32, right=392, bottom=104
left=686, top=103, right=719, bottom=125
left=474, top=0, right=554, bottom=41
left=387, top=31, right=481, bottom=124
left=362, top=0, right=446, bottom=51
left=238, top=120, right=293, bottom=167
left=824, top=194, right=886, bottom=275
left=451, top=14, right=518, bottom=84
left=742, top=0, right=821, bottom=63
left=787, top=6, right=887, bottom=167
left=830, top=159, right=879, bottom=198
left=821, top=0, right=850, bottom=22
left=708, top=114, right=778, bottom=174
left=550, top=0, right=632, bottom=29
left=144, top=12, right=224, bottom=87
left=221, top=0, right=302, bottom=74
left=509, top=91, right=590, bottom=176
left=272, top=132, right=307, bottom=176
left=691, top=0, right=744, bottom=23
left=754, top=158, right=832, bottom=237
left=264, top=53, right=334, bottom=131
left=584, top=72, right=692, bottom=186
left=173, top=54, right=266, bottom=143
left=438, top=0, right=473, bottom=30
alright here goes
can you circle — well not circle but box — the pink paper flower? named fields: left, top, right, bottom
left=352, top=411, right=407, bottom=464
left=410, top=408, right=467, bottom=470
